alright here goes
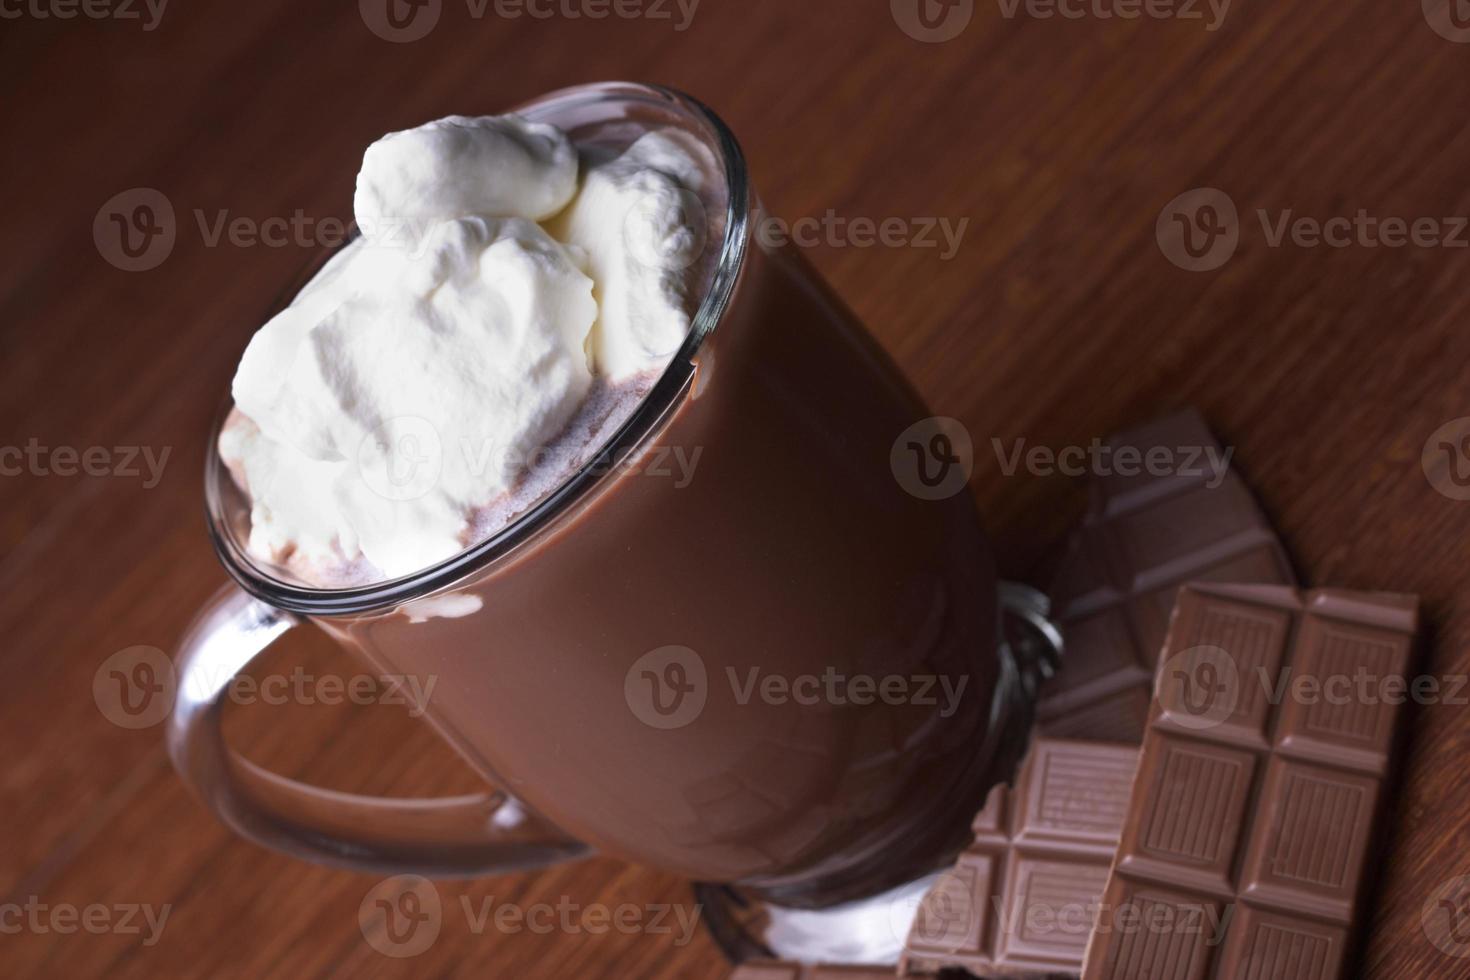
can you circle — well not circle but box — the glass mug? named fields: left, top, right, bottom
left=170, top=83, right=1057, bottom=928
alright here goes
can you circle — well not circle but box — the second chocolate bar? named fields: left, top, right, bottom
left=1080, top=583, right=1418, bottom=979
left=1041, top=410, right=1296, bottom=742
left=902, top=738, right=1139, bottom=977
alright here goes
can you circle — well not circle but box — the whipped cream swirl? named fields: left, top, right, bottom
left=221, top=114, right=705, bottom=583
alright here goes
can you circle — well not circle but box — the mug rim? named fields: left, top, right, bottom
left=203, top=81, right=752, bottom=617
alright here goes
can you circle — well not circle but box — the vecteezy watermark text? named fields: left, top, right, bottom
left=459, top=895, right=700, bottom=944
left=1258, top=210, right=1470, bottom=249
left=623, top=647, right=971, bottom=730
left=1155, top=646, right=1468, bottom=734
left=995, top=0, right=1229, bottom=31
left=358, top=0, right=698, bottom=43
left=476, top=0, right=699, bottom=29
left=912, top=875, right=1235, bottom=952
left=98, top=187, right=972, bottom=275
left=1252, top=666, right=1466, bottom=709
left=728, top=667, right=969, bottom=718
left=358, top=875, right=701, bottom=957
left=0, top=897, right=170, bottom=946
left=1159, top=187, right=1470, bottom=272
left=755, top=211, right=970, bottom=261
left=356, top=415, right=704, bottom=504
left=0, top=0, right=167, bottom=30
left=990, top=435, right=1233, bottom=486
left=93, top=645, right=439, bottom=730
left=891, top=0, right=1225, bottom=42
left=0, top=439, right=170, bottom=488
left=91, top=191, right=455, bottom=273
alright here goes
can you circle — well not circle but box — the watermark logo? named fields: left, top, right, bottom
left=908, top=866, right=977, bottom=951
left=1426, top=875, right=1470, bottom=957
left=94, top=188, right=176, bottom=272
left=1424, top=0, right=1470, bottom=43
left=358, top=416, right=444, bottom=502
left=892, top=0, right=974, bottom=42
left=93, top=646, right=176, bottom=729
left=1156, top=188, right=1239, bottom=272
left=886, top=886, right=928, bottom=945
left=891, top=417, right=974, bottom=500
left=1423, top=418, right=1470, bottom=501
left=360, top=875, right=443, bottom=957
left=1158, top=645, right=1240, bottom=730
left=98, top=193, right=359, bottom=271
left=624, top=186, right=709, bottom=273
left=625, top=646, right=707, bottom=730
left=360, top=0, right=441, bottom=41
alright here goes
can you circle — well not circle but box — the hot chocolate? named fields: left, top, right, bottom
left=179, top=84, right=1023, bottom=917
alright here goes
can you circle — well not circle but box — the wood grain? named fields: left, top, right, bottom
left=4, top=1, right=1470, bottom=976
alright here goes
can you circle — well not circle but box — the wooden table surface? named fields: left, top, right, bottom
left=7, top=1, right=1470, bottom=977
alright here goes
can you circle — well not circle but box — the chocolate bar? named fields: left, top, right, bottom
left=900, top=738, right=1140, bottom=976
left=1081, top=583, right=1418, bottom=979
left=1042, top=410, right=1296, bottom=742
left=729, top=962, right=895, bottom=978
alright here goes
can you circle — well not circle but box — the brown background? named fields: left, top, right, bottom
left=5, top=0, right=1470, bottom=976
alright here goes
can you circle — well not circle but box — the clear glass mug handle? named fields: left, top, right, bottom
left=166, top=584, right=590, bottom=877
